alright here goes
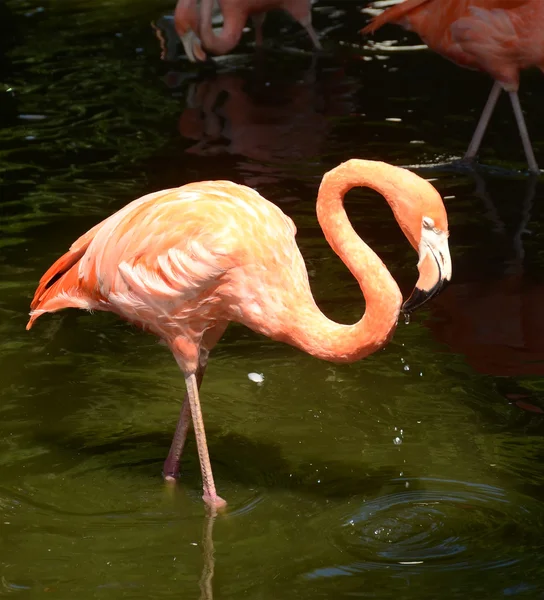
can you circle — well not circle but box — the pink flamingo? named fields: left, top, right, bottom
left=172, top=0, right=216, bottom=62
left=27, top=160, right=451, bottom=509
left=174, top=0, right=322, bottom=62
left=362, top=0, right=543, bottom=173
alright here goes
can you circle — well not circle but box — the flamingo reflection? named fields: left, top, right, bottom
left=175, top=63, right=356, bottom=188
left=199, top=509, right=218, bottom=600
left=428, top=175, right=543, bottom=377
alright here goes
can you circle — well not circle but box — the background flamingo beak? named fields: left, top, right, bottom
left=181, top=30, right=207, bottom=62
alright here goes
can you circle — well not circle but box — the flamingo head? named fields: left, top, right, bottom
left=402, top=214, right=451, bottom=314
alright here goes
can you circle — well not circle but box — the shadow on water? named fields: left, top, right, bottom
left=2, top=0, right=544, bottom=599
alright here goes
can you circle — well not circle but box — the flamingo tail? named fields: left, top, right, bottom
left=27, top=227, right=100, bottom=330
left=361, top=0, right=431, bottom=34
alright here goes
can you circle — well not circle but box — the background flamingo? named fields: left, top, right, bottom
left=26, top=160, right=451, bottom=509
left=171, top=0, right=219, bottom=61
left=173, top=0, right=321, bottom=62
left=362, top=0, right=543, bottom=173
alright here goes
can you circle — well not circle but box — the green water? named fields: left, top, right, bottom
left=2, top=1, right=544, bottom=598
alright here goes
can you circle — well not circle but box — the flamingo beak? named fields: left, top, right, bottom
left=180, top=30, right=207, bottom=62
left=402, top=217, right=451, bottom=314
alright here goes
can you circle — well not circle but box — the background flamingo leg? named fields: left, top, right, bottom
left=301, top=16, right=322, bottom=50
left=464, top=80, right=502, bottom=161
left=283, top=4, right=322, bottom=50
left=252, top=13, right=266, bottom=46
left=509, top=91, right=539, bottom=174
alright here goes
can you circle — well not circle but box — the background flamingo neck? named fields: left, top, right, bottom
left=174, top=0, right=197, bottom=35
left=199, top=0, right=243, bottom=55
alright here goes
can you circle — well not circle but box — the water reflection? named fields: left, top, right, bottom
left=428, top=175, right=544, bottom=377
left=171, top=59, right=356, bottom=188
left=199, top=508, right=218, bottom=600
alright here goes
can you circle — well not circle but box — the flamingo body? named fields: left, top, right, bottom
left=363, top=0, right=543, bottom=172
left=27, top=160, right=451, bottom=508
left=365, top=0, right=544, bottom=90
left=28, top=182, right=303, bottom=361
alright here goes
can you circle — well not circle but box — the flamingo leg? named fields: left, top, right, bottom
left=299, top=14, right=322, bottom=50
left=464, top=80, right=502, bottom=162
left=283, top=5, right=322, bottom=50
left=163, top=324, right=227, bottom=488
left=252, top=13, right=266, bottom=46
left=509, top=91, right=539, bottom=174
left=185, top=371, right=226, bottom=508
left=163, top=363, right=206, bottom=481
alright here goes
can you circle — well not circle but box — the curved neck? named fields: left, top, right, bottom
left=199, top=0, right=244, bottom=55
left=174, top=0, right=197, bottom=35
left=271, top=160, right=409, bottom=364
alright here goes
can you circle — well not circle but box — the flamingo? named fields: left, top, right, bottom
left=26, top=160, right=451, bottom=509
left=362, top=0, right=543, bottom=173
left=172, top=0, right=218, bottom=62
left=173, top=0, right=321, bottom=62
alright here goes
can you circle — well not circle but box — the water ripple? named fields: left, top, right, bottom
left=320, top=477, right=543, bottom=575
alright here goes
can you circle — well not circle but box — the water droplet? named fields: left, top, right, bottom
left=404, top=312, right=411, bottom=325
left=248, top=372, right=264, bottom=384
left=393, top=437, right=402, bottom=445
left=404, top=365, right=410, bottom=372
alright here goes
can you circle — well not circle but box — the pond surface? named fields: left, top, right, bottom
left=2, top=1, right=544, bottom=598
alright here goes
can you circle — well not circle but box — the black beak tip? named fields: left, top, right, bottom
left=402, top=278, right=449, bottom=315
left=401, top=286, right=429, bottom=315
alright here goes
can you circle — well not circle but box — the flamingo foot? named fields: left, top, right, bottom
left=163, top=455, right=183, bottom=481
left=203, top=494, right=227, bottom=510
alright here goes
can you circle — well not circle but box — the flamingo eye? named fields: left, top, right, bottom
left=422, top=216, right=435, bottom=229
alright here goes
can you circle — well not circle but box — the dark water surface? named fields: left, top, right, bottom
left=2, top=1, right=544, bottom=598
